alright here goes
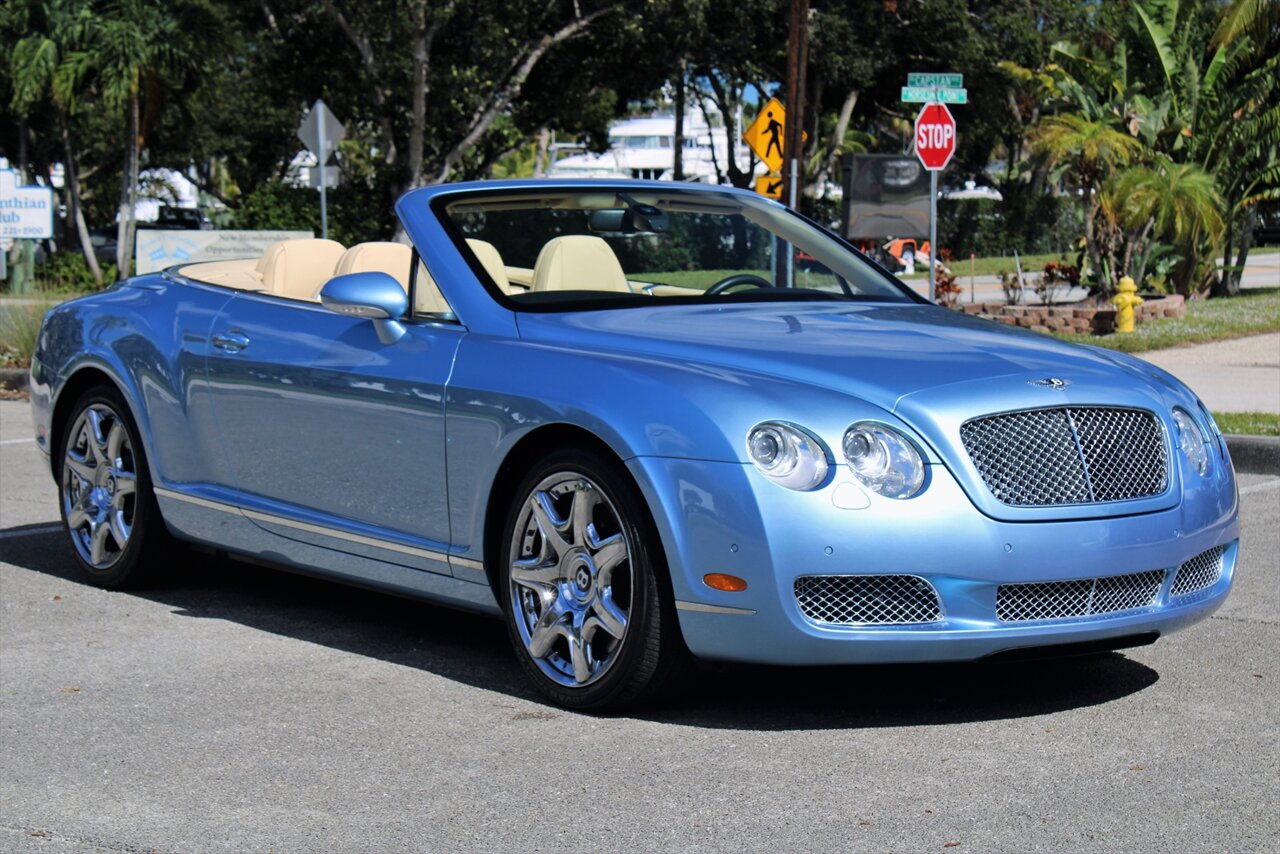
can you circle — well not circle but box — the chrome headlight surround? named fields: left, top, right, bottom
left=1197, top=400, right=1226, bottom=459
left=842, top=421, right=925, bottom=499
left=1172, top=407, right=1210, bottom=476
left=745, top=421, right=829, bottom=491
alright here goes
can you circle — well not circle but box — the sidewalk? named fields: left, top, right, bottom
left=1137, top=333, right=1280, bottom=414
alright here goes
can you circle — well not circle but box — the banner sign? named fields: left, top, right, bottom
left=135, top=229, right=312, bottom=274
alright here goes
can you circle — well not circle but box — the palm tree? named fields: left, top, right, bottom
left=1030, top=114, right=1147, bottom=292
left=88, top=0, right=192, bottom=278
left=1113, top=160, right=1225, bottom=295
left=9, top=0, right=103, bottom=283
left=1212, top=0, right=1280, bottom=52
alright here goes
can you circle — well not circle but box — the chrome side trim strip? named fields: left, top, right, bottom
left=675, top=600, right=756, bottom=616
left=240, top=509, right=449, bottom=562
left=154, top=487, right=240, bottom=515
left=450, top=556, right=486, bottom=572
left=156, top=487, right=453, bottom=563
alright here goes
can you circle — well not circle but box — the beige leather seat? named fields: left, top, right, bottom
left=256, top=239, right=345, bottom=301
left=335, top=241, right=412, bottom=289
left=466, top=239, right=512, bottom=293
left=332, top=241, right=451, bottom=315
left=531, top=235, right=632, bottom=293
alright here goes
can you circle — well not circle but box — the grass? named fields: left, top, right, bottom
left=1052, top=287, right=1280, bottom=352
left=1212, top=411, right=1280, bottom=436
left=900, top=252, right=1075, bottom=280
left=0, top=301, right=57, bottom=369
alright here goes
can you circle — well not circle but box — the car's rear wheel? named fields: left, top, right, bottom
left=58, top=386, right=169, bottom=588
left=500, top=448, right=685, bottom=710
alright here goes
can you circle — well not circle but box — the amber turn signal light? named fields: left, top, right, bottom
left=703, top=573, right=748, bottom=592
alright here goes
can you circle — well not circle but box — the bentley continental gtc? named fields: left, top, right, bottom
left=29, top=180, right=1239, bottom=709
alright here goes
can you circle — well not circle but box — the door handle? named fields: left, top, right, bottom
left=212, top=330, right=251, bottom=352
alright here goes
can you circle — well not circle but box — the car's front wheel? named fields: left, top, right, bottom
left=500, top=449, right=685, bottom=710
left=58, top=386, right=169, bottom=588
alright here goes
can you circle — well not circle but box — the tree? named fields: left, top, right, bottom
left=1030, top=113, right=1145, bottom=291
left=8, top=0, right=104, bottom=282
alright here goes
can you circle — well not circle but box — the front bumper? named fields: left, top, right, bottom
left=628, top=454, right=1239, bottom=665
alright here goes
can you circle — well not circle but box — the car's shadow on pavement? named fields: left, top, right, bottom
left=4, top=529, right=1160, bottom=729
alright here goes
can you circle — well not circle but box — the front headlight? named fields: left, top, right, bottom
left=746, top=421, right=829, bottom=490
left=842, top=422, right=925, bottom=498
left=1172, top=408, right=1210, bottom=476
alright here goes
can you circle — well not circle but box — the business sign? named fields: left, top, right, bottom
left=135, top=229, right=312, bottom=274
left=0, top=170, right=55, bottom=239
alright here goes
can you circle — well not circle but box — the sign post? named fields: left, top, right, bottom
left=905, top=77, right=960, bottom=303
left=297, top=100, right=346, bottom=240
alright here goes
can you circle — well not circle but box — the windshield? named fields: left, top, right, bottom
left=436, top=187, right=918, bottom=310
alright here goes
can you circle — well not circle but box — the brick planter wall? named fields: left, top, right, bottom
left=953, top=295, right=1185, bottom=335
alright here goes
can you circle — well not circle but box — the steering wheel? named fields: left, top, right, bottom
left=705, top=273, right=773, bottom=295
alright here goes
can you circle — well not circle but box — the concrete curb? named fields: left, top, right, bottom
left=0, top=368, right=28, bottom=392
left=1225, top=434, right=1280, bottom=476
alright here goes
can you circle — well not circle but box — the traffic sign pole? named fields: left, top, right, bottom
left=929, top=171, right=937, bottom=303
left=318, top=119, right=328, bottom=241
left=911, top=100, right=957, bottom=303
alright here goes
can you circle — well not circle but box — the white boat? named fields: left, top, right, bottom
left=546, top=111, right=758, bottom=184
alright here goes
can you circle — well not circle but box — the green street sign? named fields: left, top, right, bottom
left=908, top=73, right=963, bottom=89
left=901, top=86, right=968, bottom=104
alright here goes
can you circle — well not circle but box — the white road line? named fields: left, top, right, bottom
left=0, top=523, right=63, bottom=541
left=1240, top=479, right=1280, bottom=496
left=0, top=437, right=33, bottom=445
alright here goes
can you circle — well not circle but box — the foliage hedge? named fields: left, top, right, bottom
left=232, top=183, right=396, bottom=246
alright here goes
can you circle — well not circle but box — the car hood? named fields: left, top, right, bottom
left=515, top=301, right=1167, bottom=413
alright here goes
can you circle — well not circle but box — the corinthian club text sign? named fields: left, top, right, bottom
left=0, top=170, right=54, bottom=239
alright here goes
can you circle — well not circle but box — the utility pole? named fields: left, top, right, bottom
left=781, top=0, right=810, bottom=288
left=783, top=0, right=810, bottom=213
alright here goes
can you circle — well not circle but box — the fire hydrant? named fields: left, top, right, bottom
left=1110, top=276, right=1143, bottom=333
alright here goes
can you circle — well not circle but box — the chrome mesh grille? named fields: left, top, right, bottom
left=1171, top=545, right=1226, bottom=597
left=795, top=575, right=942, bottom=625
left=997, top=570, right=1165, bottom=622
left=961, top=407, right=1168, bottom=506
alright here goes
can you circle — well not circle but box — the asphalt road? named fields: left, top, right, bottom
left=2, top=399, right=1278, bottom=853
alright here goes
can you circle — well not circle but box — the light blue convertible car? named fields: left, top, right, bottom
left=30, top=180, right=1239, bottom=709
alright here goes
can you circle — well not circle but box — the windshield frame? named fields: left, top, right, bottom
left=429, top=184, right=928, bottom=314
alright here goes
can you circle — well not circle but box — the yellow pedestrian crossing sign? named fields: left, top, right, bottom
left=743, top=97, right=789, bottom=173
left=754, top=174, right=783, bottom=200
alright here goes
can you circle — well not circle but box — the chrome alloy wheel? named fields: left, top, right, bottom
left=508, top=473, right=634, bottom=688
left=61, top=403, right=138, bottom=570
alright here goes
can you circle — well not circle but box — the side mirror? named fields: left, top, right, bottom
left=319, top=272, right=408, bottom=344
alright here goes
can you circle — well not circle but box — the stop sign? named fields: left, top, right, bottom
left=914, top=103, right=956, bottom=171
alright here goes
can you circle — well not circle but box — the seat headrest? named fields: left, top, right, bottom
left=335, top=242, right=413, bottom=291
left=531, top=235, right=631, bottom=293
left=256, top=239, right=346, bottom=301
left=466, top=239, right=511, bottom=293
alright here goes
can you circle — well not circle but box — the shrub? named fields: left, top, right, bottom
left=0, top=301, right=55, bottom=369
left=34, top=253, right=116, bottom=294
left=233, top=182, right=396, bottom=246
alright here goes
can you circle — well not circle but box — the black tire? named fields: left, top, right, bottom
left=56, top=385, right=172, bottom=588
left=499, top=447, right=687, bottom=710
